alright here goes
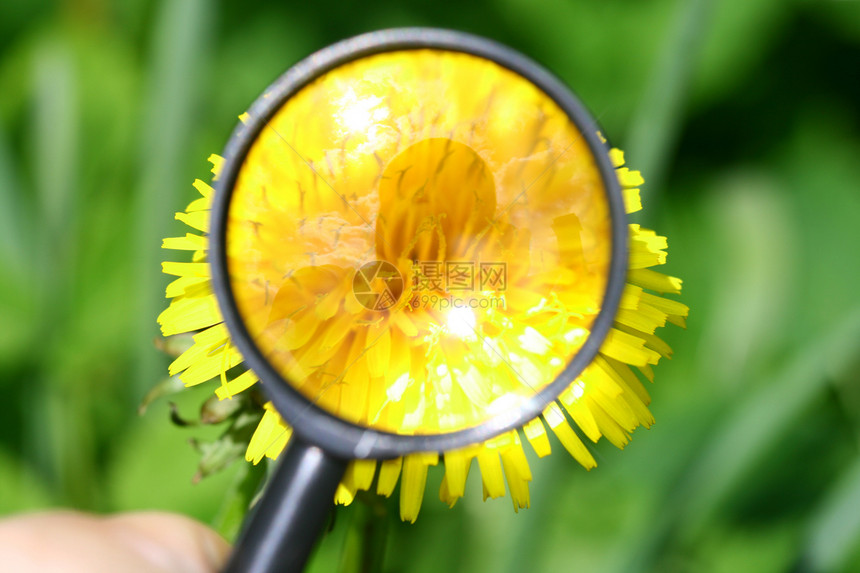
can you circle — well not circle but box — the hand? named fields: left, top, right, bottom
left=0, top=510, right=230, bottom=573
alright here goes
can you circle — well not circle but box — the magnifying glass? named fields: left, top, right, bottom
left=211, top=28, right=627, bottom=573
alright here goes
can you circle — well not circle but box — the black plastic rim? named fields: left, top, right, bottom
left=210, top=28, right=629, bottom=460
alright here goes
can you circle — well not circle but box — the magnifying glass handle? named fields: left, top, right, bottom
left=223, top=437, right=348, bottom=573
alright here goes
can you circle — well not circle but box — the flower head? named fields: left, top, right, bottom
left=158, top=49, right=687, bottom=522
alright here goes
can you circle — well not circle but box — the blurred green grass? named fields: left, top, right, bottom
left=1, top=1, right=858, bottom=572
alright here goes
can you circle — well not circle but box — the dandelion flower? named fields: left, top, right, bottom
left=158, top=47, right=687, bottom=523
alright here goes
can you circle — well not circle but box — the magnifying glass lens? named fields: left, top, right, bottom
left=226, top=50, right=611, bottom=435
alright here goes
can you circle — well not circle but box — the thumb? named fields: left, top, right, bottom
left=0, top=510, right=231, bottom=573
left=107, top=511, right=231, bottom=573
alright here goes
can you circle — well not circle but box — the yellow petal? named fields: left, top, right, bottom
left=499, top=434, right=531, bottom=511
left=192, top=178, right=214, bottom=198
left=282, top=309, right=321, bottom=350
left=616, top=323, right=674, bottom=360
left=157, top=293, right=221, bottom=336
left=584, top=369, right=638, bottom=432
left=215, top=369, right=259, bottom=400
left=175, top=210, right=209, bottom=233
left=208, top=154, right=224, bottom=179
left=161, top=261, right=210, bottom=278
left=185, top=196, right=211, bottom=212
left=522, top=417, right=551, bottom=457
left=336, top=459, right=377, bottom=506
left=640, top=292, right=689, bottom=328
left=246, top=403, right=290, bottom=464
left=586, top=398, right=631, bottom=448
left=629, top=230, right=668, bottom=269
left=596, top=356, right=654, bottom=428
left=180, top=343, right=243, bottom=387
left=168, top=323, right=229, bottom=375
left=614, top=301, right=668, bottom=335
left=544, top=403, right=596, bottom=469
left=476, top=447, right=506, bottom=500
left=162, top=233, right=208, bottom=251
left=366, top=325, right=391, bottom=378
left=638, top=364, right=655, bottom=382
left=400, top=453, right=438, bottom=523
left=616, top=167, right=644, bottom=188
left=619, top=284, right=644, bottom=310
left=600, top=328, right=661, bottom=367
left=599, top=355, right=651, bottom=406
left=558, top=383, right=602, bottom=443
left=440, top=448, right=475, bottom=505
left=349, top=459, right=377, bottom=492
left=623, top=188, right=642, bottom=214
left=376, top=457, right=403, bottom=497
left=165, top=275, right=209, bottom=298
left=627, top=269, right=683, bottom=294
left=334, top=481, right=356, bottom=506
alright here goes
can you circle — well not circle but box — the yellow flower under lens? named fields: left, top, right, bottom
left=158, top=50, right=688, bottom=523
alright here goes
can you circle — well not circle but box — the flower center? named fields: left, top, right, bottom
left=376, top=137, right=496, bottom=266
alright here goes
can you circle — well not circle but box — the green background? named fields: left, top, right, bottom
left=1, top=0, right=859, bottom=572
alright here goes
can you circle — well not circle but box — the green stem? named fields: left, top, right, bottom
left=339, top=492, right=390, bottom=573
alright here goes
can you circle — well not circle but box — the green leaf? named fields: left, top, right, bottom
left=200, top=393, right=247, bottom=425
left=139, top=375, right=186, bottom=415
left=193, top=410, right=261, bottom=483
left=0, top=129, right=25, bottom=269
left=133, top=0, right=212, bottom=396
left=0, top=448, right=52, bottom=512
left=678, top=308, right=860, bottom=534
left=212, top=460, right=268, bottom=542
left=617, top=307, right=860, bottom=573
left=625, top=0, right=714, bottom=212
left=801, top=457, right=860, bottom=572
left=106, top=385, right=243, bottom=522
